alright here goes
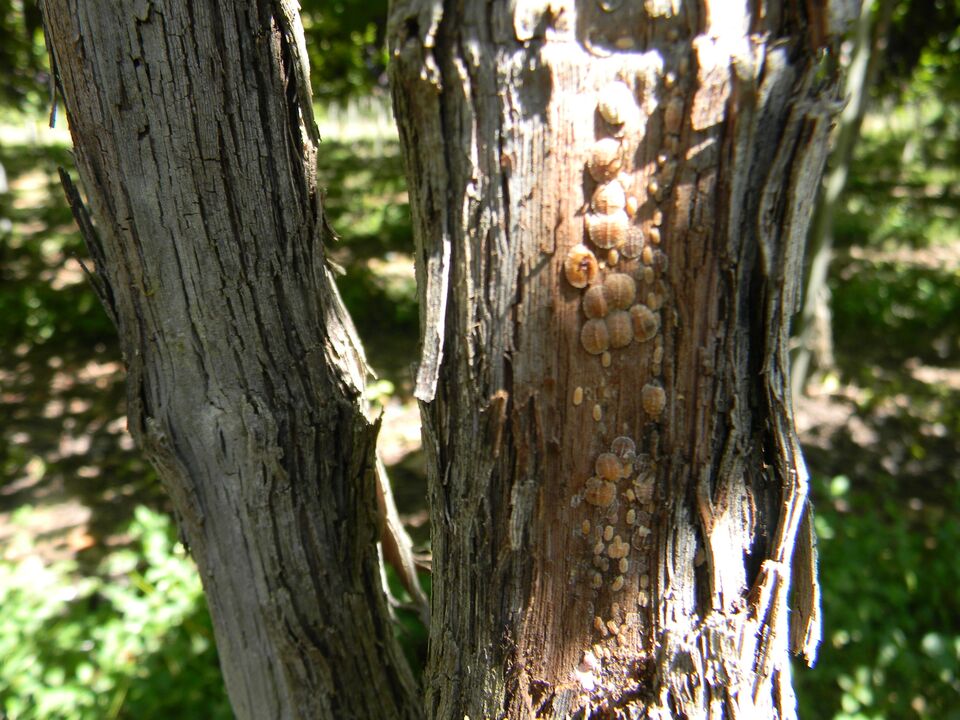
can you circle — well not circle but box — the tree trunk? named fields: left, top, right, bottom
left=389, top=2, right=845, bottom=717
left=41, top=2, right=420, bottom=718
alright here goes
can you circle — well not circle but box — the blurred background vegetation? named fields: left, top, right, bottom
left=0, top=0, right=957, bottom=718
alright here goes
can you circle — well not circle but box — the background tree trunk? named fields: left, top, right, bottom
left=389, top=1, right=847, bottom=717
left=791, top=0, right=894, bottom=400
left=41, top=2, right=420, bottom=718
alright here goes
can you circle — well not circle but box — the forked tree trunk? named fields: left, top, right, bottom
left=41, top=2, right=420, bottom=719
left=389, top=1, right=844, bottom=717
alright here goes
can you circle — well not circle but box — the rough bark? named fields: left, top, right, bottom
left=41, top=2, right=420, bottom=718
left=389, top=1, right=846, bottom=718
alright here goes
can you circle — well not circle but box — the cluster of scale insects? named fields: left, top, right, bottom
left=563, top=74, right=684, bottom=645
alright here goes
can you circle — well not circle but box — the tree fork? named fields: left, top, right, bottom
left=389, top=1, right=842, bottom=717
left=41, top=2, right=421, bottom=718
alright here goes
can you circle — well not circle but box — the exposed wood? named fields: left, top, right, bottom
left=389, top=1, right=844, bottom=717
left=41, top=2, right=421, bottom=718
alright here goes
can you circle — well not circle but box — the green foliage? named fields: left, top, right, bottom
left=0, top=141, right=115, bottom=350
left=837, top=97, right=959, bottom=252
left=319, top=137, right=419, bottom=383
left=0, top=0, right=48, bottom=112
left=881, top=0, right=960, bottom=97
left=0, top=0, right=388, bottom=115
left=300, top=0, right=389, bottom=103
left=832, top=258, right=960, bottom=373
left=796, top=476, right=960, bottom=719
left=0, top=507, right=231, bottom=719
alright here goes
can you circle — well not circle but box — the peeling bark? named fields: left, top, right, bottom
left=41, top=2, right=420, bottom=718
left=389, top=1, right=846, bottom=717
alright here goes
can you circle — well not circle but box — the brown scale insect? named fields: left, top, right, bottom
left=586, top=138, right=623, bottom=182
left=607, top=535, right=630, bottom=559
left=607, top=310, right=634, bottom=349
left=581, top=318, right=610, bottom=355
left=633, top=477, right=655, bottom=505
left=564, top=244, right=599, bottom=288
left=630, top=304, right=660, bottom=342
left=597, top=81, right=637, bottom=127
left=582, top=285, right=609, bottom=319
left=654, top=249, right=669, bottom=273
left=586, top=210, right=629, bottom=249
left=595, top=452, right=622, bottom=481
left=621, top=226, right=644, bottom=259
left=652, top=344, right=664, bottom=367
left=594, top=616, right=608, bottom=636
left=642, top=382, right=666, bottom=418
left=603, top=273, right=636, bottom=310
left=664, top=97, right=684, bottom=134
left=592, top=180, right=627, bottom=214
left=584, top=477, right=616, bottom=507
left=610, top=436, right=636, bottom=458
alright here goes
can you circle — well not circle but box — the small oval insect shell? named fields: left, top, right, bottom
left=585, top=477, right=617, bottom=507
left=654, top=249, right=669, bottom=273
left=598, top=81, right=637, bottom=127
left=607, top=535, right=630, bottom=559
left=664, top=96, right=684, bottom=135
left=595, top=452, right=622, bottom=481
left=630, top=304, right=660, bottom=342
left=592, top=180, right=626, bottom=214
left=603, top=273, right=636, bottom=310
left=585, top=210, right=629, bottom=249
left=621, top=226, right=644, bottom=259
left=581, top=318, right=610, bottom=355
left=610, top=436, right=636, bottom=458
left=564, top=243, right=599, bottom=288
left=586, top=138, right=623, bottom=182
left=582, top=285, right=609, bottom=319
left=642, top=382, right=667, bottom=418
left=606, top=310, right=634, bottom=349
